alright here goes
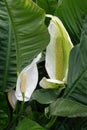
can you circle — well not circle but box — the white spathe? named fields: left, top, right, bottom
left=40, top=15, right=73, bottom=89
left=46, top=15, right=73, bottom=81
left=15, top=53, right=41, bottom=102
left=40, top=77, right=65, bottom=89
left=8, top=90, right=17, bottom=109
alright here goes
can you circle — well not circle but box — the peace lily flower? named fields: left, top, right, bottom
left=40, top=15, right=73, bottom=89
left=7, top=53, right=41, bottom=109
left=15, top=53, right=41, bottom=102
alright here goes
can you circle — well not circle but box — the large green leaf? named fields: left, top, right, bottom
left=15, top=118, right=45, bottom=130
left=0, top=0, right=49, bottom=91
left=37, top=0, right=58, bottom=14
left=0, top=0, right=17, bottom=91
left=46, top=98, right=87, bottom=117
left=5, top=0, right=50, bottom=72
left=64, top=15, right=87, bottom=105
left=32, top=89, right=58, bottom=104
left=55, top=0, right=87, bottom=44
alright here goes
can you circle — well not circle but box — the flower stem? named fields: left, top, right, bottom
left=3, top=101, right=25, bottom=130
left=46, top=116, right=57, bottom=128
left=17, top=100, right=24, bottom=118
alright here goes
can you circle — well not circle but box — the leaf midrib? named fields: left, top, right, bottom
left=3, top=18, right=12, bottom=90
left=4, top=0, right=20, bottom=73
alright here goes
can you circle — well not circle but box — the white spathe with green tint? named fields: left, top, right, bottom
left=40, top=15, right=73, bottom=89
left=40, top=77, right=64, bottom=89
left=15, top=53, right=41, bottom=102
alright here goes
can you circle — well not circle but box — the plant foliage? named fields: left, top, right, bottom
left=0, top=0, right=87, bottom=130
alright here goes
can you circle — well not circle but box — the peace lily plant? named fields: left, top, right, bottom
left=40, top=15, right=73, bottom=89
left=8, top=53, right=41, bottom=108
left=7, top=14, right=73, bottom=109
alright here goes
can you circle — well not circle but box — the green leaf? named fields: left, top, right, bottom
left=5, top=0, right=50, bottom=72
left=0, top=0, right=49, bottom=91
left=64, top=15, right=87, bottom=105
left=0, top=93, right=9, bottom=129
left=0, top=110, right=8, bottom=130
left=37, top=0, right=58, bottom=14
left=0, top=0, right=17, bottom=91
left=32, top=89, right=59, bottom=104
left=46, top=16, right=87, bottom=117
left=52, top=117, right=87, bottom=130
left=15, top=118, right=45, bottom=130
left=55, top=0, right=87, bottom=44
left=46, top=98, right=87, bottom=117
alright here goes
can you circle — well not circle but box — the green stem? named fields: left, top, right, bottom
left=46, top=116, right=57, bottom=128
left=3, top=101, right=25, bottom=130
left=3, top=115, right=17, bottom=130
left=17, top=101, right=24, bottom=118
